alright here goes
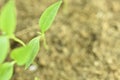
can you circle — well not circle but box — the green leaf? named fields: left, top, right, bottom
left=10, top=46, right=30, bottom=65
left=0, top=0, right=16, bottom=36
left=11, top=37, right=40, bottom=69
left=0, top=36, right=9, bottom=64
left=0, top=62, right=14, bottom=80
left=25, top=37, right=40, bottom=69
left=39, top=0, right=62, bottom=33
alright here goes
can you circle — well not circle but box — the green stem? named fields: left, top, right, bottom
left=41, top=33, right=48, bottom=50
left=12, top=36, right=26, bottom=46
left=63, top=0, right=68, bottom=14
left=34, top=77, right=39, bottom=80
left=11, top=61, right=16, bottom=65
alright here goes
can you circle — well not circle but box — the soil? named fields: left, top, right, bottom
left=1, top=0, right=120, bottom=80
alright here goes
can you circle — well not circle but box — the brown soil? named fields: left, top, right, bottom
left=1, top=0, right=120, bottom=80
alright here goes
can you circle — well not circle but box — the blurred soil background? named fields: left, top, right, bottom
left=0, top=0, right=120, bottom=80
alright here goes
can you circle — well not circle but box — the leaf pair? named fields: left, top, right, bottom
left=11, top=37, right=40, bottom=69
left=0, top=0, right=62, bottom=36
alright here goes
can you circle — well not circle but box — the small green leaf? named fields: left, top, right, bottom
left=10, top=46, right=30, bottom=65
left=39, top=0, right=62, bottom=33
left=11, top=37, right=40, bottom=69
left=0, top=62, right=14, bottom=80
left=0, top=0, right=16, bottom=36
left=25, top=37, right=40, bottom=69
left=0, top=36, right=9, bottom=64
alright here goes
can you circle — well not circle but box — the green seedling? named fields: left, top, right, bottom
left=0, top=0, right=25, bottom=46
left=39, top=0, right=62, bottom=49
left=0, top=0, right=62, bottom=80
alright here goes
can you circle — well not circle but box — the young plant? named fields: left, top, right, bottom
left=0, top=0, right=62, bottom=80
